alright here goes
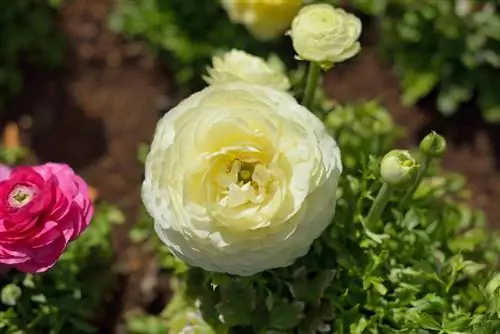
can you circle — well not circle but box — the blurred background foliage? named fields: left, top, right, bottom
left=108, top=0, right=296, bottom=94
left=110, top=0, right=500, bottom=122
left=0, top=0, right=65, bottom=113
left=344, top=0, right=500, bottom=122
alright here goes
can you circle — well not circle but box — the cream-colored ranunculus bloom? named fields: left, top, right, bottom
left=221, top=0, right=304, bottom=41
left=142, top=83, right=342, bottom=276
left=203, top=49, right=290, bottom=91
left=289, top=4, right=362, bottom=67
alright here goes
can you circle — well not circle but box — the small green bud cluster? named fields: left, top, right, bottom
left=380, top=150, right=419, bottom=187
left=420, top=131, right=446, bottom=158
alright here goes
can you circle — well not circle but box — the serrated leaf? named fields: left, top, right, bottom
left=269, top=301, right=305, bottom=330
left=413, top=313, right=441, bottom=331
left=289, top=270, right=335, bottom=305
left=401, top=71, right=439, bottom=106
left=215, top=279, right=255, bottom=326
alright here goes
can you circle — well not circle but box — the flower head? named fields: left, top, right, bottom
left=420, top=131, right=446, bottom=158
left=203, top=49, right=290, bottom=91
left=221, top=0, right=304, bottom=41
left=0, top=163, right=93, bottom=273
left=380, top=150, right=419, bottom=187
left=289, top=4, right=362, bottom=68
left=142, top=83, right=342, bottom=276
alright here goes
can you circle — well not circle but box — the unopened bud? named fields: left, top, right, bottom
left=420, top=131, right=446, bottom=158
left=380, top=150, right=419, bottom=187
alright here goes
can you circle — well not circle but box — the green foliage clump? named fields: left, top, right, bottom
left=0, top=203, right=122, bottom=333
left=353, top=0, right=500, bottom=122
left=108, top=0, right=294, bottom=93
left=0, top=0, right=65, bottom=111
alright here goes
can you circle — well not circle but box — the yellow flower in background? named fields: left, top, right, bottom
left=203, top=49, right=290, bottom=91
left=142, top=82, right=342, bottom=276
left=221, top=0, right=304, bottom=41
left=289, top=4, right=362, bottom=68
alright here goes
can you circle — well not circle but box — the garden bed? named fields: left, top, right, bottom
left=2, top=0, right=500, bottom=332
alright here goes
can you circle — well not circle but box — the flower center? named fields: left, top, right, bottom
left=8, top=185, right=35, bottom=208
left=216, top=158, right=273, bottom=208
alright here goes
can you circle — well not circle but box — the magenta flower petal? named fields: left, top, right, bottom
left=0, top=164, right=11, bottom=181
left=0, top=163, right=94, bottom=273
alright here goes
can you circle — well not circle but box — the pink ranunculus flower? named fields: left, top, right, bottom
left=0, top=163, right=11, bottom=275
left=0, top=163, right=93, bottom=273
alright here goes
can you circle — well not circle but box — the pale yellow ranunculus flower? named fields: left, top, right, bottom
left=203, top=49, right=290, bottom=91
left=221, top=0, right=304, bottom=41
left=141, top=83, right=342, bottom=276
left=289, top=4, right=362, bottom=67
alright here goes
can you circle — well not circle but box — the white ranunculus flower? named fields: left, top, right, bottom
left=203, top=49, right=290, bottom=91
left=142, top=83, right=342, bottom=276
left=289, top=4, right=362, bottom=67
left=221, top=0, right=304, bottom=41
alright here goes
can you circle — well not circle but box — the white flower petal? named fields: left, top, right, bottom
left=142, top=83, right=342, bottom=276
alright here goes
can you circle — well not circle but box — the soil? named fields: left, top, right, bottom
left=3, top=0, right=175, bottom=332
left=2, top=1, right=500, bottom=333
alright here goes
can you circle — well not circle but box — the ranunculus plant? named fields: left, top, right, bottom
left=221, top=0, right=304, bottom=41
left=132, top=2, right=500, bottom=333
left=203, top=49, right=291, bottom=91
left=142, top=82, right=342, bottom=276
left=0, top=163, right=93, bottom=273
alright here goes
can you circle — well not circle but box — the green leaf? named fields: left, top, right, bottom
left=485, top=274, right=500, bottom=296
left=413, top=313, right=440, bottom=331
left=288, top=270, right=336, bottom=305
left=401, top=71, right=439, bottom=106
left=1, top=284, right=21, bottom=306
left=442, top=314, right=470, bottom=332
left=436, top=84, right=472, bottom=116
left=269, top=301, right=305, bottom=330
left=215, top=278, right=255, bottom=326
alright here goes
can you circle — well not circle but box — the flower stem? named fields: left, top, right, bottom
left=398, top=155, right=433, bottom=209
left=366, top=183, right=393, bottom=229
left=301, top=62, right=321, bottom=110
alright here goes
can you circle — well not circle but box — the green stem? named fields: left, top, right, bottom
left=366, top=183, right=393, bottom=229
left=301, top=62, right=321, bottom=110
left=398, top=155, right=433, bottom=209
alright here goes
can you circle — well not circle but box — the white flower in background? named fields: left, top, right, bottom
left=142, top=83, right=342, bottom=276
left=203, top=49, right=290, bottom=91
left=221, top=0, right=304, bottom=41
left=455, top=0, right=473, bottom=16
left=289, top=4, right=362, bottom=68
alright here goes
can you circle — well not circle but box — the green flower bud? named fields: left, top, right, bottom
left=420, top=131, right=446, bottom=158
left=380, top=150, right=419, bottom=187
left=1, top=284, right=21, bottom=306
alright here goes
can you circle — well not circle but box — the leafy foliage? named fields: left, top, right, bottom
left=131, top=94, right=500, bottom=332
left=349, top=0, right=500, bottom=122
left=0, top=0, right=65, bottom=112
left=0, top=145, right=123, bottom=333
left=0, top=203, right=122, bottom=333
left=108, top=0, right=295, bottom=93
left=110, top=1, right=500, bottom=331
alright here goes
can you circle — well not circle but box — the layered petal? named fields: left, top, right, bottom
left=0, top=163, right=93, bottom=273
left=142, top=83, right=342, bottom=276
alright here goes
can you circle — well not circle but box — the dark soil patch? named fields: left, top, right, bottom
left=4, top=0, right=174, bottom=332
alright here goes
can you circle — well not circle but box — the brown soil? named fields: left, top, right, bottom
left=4, top=0, right=175, bottom=332
left=3, top=2, right=500, bottom=333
